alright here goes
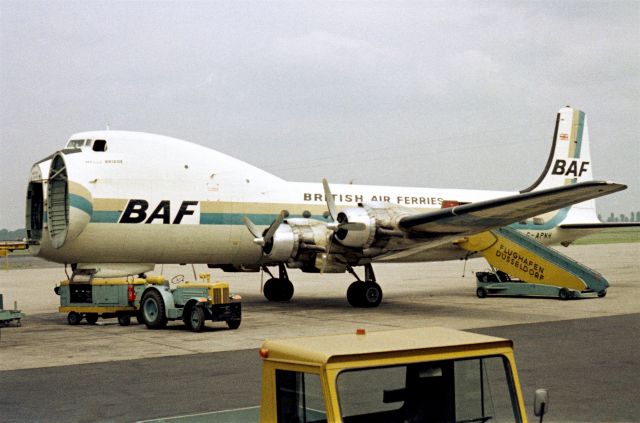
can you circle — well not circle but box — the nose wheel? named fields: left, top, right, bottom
left=346, top=264, right=383, bottom=308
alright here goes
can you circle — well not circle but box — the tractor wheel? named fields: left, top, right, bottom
left=67, top=312, right=82, bottom=325
left=227, top=319, right=241, bottom=330
left=117, top=314, right=131, bottom=326
left=85, top=313, right=99, bottom=324
left=186, top=306, right=205, bottom=332
left=141, top=290, right=168, bottom=329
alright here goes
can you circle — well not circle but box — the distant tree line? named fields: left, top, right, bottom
left=598, top=211, right=640, bottom=223
left=0, top=228, right=26, bottom=241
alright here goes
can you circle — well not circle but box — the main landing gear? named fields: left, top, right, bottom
left=262, top=264, right=294, bottom=302
left=346, top=264, right=383, bottom=308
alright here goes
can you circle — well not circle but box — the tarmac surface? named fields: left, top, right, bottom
left=1, top=242, right=639, bottom=422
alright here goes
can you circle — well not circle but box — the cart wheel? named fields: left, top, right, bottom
left=597, top=289, right=607, bottom=298
left=117, top=314, right=131, bottom=326
left=67, top=312, right=82, bottom=325
left=186, top=306, right=205, bottom=332
left=558, top=288, right=571, bottom=301
left=227, top=319, right=241, bottom=330
left=141, top=290, right=168, bottom=329
left=85, top=313, right=99, bottom=324
left=476, top=287, right=488, bottom=298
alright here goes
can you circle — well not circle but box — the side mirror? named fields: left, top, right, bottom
left=534, top=389, right=549, bottom=420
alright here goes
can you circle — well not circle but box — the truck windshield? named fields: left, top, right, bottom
left=336, top=355, right=521, bottom=423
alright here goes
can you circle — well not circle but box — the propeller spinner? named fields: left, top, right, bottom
left=322, top=178, right=366, bottom=232
left=243, top=211, right=285, bottom=249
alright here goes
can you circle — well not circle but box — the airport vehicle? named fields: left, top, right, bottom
left=56, top=273, right=240, bottom=331
left=25, top=106, right=636, bottom=306
left=139, top=274, right=241, bottom=331
left=56, top=275, right=165, bottom=325
left=256, top=327, right=549, bottom=422
left=475, top=270, right=606, bottom=300
left=0, top=241, right=27, bottom=255
left=152, top=327, right=548, bottom=422
left=459, top=226, right=609, bottom=300
left=0, top=294, right=25, bottom=327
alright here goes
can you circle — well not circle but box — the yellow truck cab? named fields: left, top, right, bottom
left=259, top=327, right=539, bottom=423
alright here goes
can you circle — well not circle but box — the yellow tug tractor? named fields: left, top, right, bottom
left=56, top=273, right=241, bottom=331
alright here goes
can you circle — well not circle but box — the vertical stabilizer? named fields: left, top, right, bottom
left=521, top=106, right=599, bottom=224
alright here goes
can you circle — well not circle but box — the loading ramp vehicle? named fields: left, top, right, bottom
left=459, top=226, right=609, bottom=300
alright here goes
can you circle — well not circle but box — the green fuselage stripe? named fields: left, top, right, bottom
left=70, top=194, right=93, bottom=216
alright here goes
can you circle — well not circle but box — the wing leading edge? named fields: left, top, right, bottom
left=398, top=181, right=626, bottom=236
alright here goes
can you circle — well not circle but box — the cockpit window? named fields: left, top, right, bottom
left=93, top=140, right=107, bottom=152
left=66, top=139, right=86, bottom=148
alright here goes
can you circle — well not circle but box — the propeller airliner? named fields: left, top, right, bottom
left=25, top=106, right=633, bottom=306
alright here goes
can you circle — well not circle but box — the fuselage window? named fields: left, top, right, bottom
left=93, top=140, right=107, bottom=152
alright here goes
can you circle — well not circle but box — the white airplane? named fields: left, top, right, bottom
left=25, top=106, right=632, bottom=306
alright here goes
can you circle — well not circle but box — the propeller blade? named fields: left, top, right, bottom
left=322, top=178, right=337, bottom=221
left=339, top=222, right=366, bottom=231
left=263, top=210, right=285, bottom=243
left=242, top=216, right=261, bottom=238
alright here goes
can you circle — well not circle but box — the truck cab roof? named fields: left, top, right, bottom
left=261, top=326, right=513, bottom=366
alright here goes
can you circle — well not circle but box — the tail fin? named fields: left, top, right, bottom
left=522, top=106, right=593, bottom=192
left=521, top=106, right=599, bottom=224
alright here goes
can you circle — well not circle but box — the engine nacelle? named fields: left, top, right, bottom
left=335, top=207, right=376, bottom=248
left=333, top=202, right=417, bottom=250
left=262, top=218, right=329, bottom=263
left=263, top=223, right=298, bottom=262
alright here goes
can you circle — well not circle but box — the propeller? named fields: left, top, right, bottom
left=322, top=178, right=366, bottom=232
left=243, top=210, right=285, bottom=247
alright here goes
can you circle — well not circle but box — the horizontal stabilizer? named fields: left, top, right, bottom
left=560, top=222, right=640, bottom=230
left=399, top=181, right=626, bottom=235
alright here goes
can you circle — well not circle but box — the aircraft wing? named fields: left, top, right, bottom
left=398, top=181, right=626, bottom=236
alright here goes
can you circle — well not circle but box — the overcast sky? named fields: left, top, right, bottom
left=1, top=0, right=638, bottom=230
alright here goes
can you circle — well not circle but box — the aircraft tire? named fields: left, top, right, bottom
left=558, top=288, right=571, bottom=301
left=67, top=312, right=82, bottom=325
left=85, top=313, right=99, bottom=324
left=263, top=278, right=279, bottom=301
left=264, top=278, right=294, bottom=302
left=141, top=290, right=168, bottom=329
left=361, top=282, right=383, bottom=308
left=347, top=282, right=364, bottom=307
left=186, top=306, right=205, bottom=332
left=279, top=279, right=294, bottom=302
left=476, top=287, right=488, bottom=298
